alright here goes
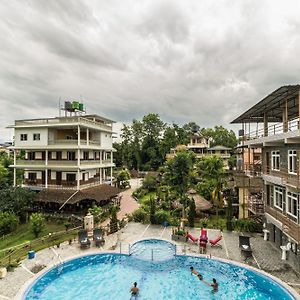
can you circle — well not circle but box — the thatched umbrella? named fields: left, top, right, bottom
left=188, top=192, right=212, bottom=215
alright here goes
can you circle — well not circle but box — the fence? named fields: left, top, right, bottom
left=0, top=227, right=80, bottom=268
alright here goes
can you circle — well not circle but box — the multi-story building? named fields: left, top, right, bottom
left=166, top=133, right=231, bottom=169
left=233, top=146, right=263, bottom=219
left=8, top=114, right=120, bottom=213
left=231, top=85, right=300, bottom=271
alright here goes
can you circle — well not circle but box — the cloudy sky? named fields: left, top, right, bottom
left=1, top=0, right=300, bottom=142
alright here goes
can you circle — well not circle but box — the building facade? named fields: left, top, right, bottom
left=8, top=114, right=115, bottom=190
left=232, top=85, right=300, bottom=271
left=167, top=133, right=231, bottom=169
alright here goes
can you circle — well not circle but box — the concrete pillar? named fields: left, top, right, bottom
left=77, top=125, right=80, bottom=146
left=111, top=151, right=113, bottom=164
left=86, top=128, right=89, bottom=146
left=77, top=169, right=80, bottom=190
left=110, top=167, right=113, bottom=186
left=13, top=150, right=16, bottom=187
left=100, top=168, right=102, bottom=184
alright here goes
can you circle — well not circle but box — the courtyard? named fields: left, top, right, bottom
left=0, top=222, right=299, bottom=299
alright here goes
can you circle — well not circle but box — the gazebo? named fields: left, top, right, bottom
left=188, top=189, right=212, bottom=215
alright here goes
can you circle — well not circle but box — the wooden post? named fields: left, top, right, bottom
left=283, top=99, right=288, bottom=132
left=263, top=112, right=268, bottom=137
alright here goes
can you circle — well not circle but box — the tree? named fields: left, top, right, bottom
left=164, top=150, right=194, bottom=221
left=30, top=213, right=45, bottom=238
left=200, top=126, right=237, bottom=148
left=0, top=212, right=19, bottom=235
left=88, top=205, right=103, bottom=224
left=0, top=187, right=36, bottom=218
left=109, top=206, right=118, bottom=233
left=116, top=168, right=131, bottom=188
left=188, top=198, right=196, bottom=227
left=149, top=196, right=156, bottom=224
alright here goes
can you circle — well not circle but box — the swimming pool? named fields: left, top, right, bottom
left=23, top=239, right=297, bottom=300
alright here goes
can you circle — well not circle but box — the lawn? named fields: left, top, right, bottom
left=0, top=221, right=66, bottom=251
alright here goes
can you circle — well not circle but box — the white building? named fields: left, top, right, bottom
left=8, top=114, right=115, bottom=190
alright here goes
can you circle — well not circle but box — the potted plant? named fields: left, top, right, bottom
left=171, top=227, right=187, bottom=242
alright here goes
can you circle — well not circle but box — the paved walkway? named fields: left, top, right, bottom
left=2, top=223, right=299, bottom=299
left=102, top=179, right=140, bottom=227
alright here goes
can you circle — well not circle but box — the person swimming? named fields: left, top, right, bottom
left=190, top=266, right=203, bottom=280
left=202, top=277, right=219, bottom=293
left=130, top=282, right=139, bottom=298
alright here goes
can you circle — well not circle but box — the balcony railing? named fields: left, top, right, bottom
left=48, top=139, right=101, bottom=146
left=248, top=195, right=264, bottom=215
left=265, top=205, right=300, bottom=243
left=241, top=118, right=299, bottom=141
left=16, top=159, right=113, bottom=167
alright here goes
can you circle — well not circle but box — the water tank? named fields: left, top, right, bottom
left=72, top=101, right=80, bottom=110
left=65, top=101, right=72, bottom=111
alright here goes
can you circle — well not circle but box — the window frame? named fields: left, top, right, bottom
left=288, top=150, right=297, bottom=175
left=33, top=133, right=40, bottom=141
left=286, top=191, right=298, bottom=219
left=20, top=134, right=27, bottom=141
left=274, top=186, right=283, bottom=211
left=271, top=150, right=280, bottom=171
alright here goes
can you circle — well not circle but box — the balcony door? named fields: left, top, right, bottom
left=56, top=171, right=62, bottom=185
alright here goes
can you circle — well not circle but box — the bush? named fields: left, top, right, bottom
left=0, top=212, right=19, bottom=235
left=132, top=187, right=148, bottom=199
left=142, top=175, right=157, bottom=191
left=154, top=209, right=170, bottom=225
left=233, top=219, right=262, bottom=233
left=132, top=208, right=148, bottom=223
left=30, top=213, right=46, bottom=238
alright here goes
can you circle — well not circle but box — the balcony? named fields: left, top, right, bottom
left=265, top=206, right=300, bottom=243
left=240, top=119, right=300, bottom=147
left=248, top=194, right=264, bottom=215
left=48, top=139, right=101, bottom=146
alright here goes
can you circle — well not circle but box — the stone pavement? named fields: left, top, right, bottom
left=0, top=222, right=299, bottom=299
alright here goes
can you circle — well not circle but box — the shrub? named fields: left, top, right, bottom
left=132, top=208, right=148, bottom=223
left=154, top=209, right=170, bottom=225
left=132, top=187, right=148, bottom=199
left=30, top=213, right=46, bottom=238
left=0, top=212, right=19, bottom=235
left=233, top=219, right=262, bottom=233
left=142, top=175, right=157, bottom=191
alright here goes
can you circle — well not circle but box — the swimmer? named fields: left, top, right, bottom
left=190, top=266, right=203, bottom=280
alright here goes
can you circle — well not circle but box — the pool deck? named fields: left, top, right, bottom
left=0, top=222, right=299, bottom=299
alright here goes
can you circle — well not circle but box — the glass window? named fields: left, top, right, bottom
left=83, top=151, right=89, bottom=160
left=287, top=191, right=298, bottom=218
left=67, top=151, right=76, bottom=160
left=20, top=134, right=27, bottom=141
left=33, top=133, right=40, bottom=141
left=274, top=186, right=283, bottom=210
left=288, top=150, right=297, bottom=174
left=271, top=150, right=280, bottom=171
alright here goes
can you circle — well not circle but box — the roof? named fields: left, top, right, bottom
left=188, top=190, right=212, bottom=212
left=231, top=85, right=300, bottom=124
left=209, top=145, right=231, bottom=150
left=36, top=184, right=121, bottom=205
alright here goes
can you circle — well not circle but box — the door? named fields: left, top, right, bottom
left=56, top=171, right=62, bottom=185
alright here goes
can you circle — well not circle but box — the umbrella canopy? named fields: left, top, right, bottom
left=189, top=194, right=212, bottom=213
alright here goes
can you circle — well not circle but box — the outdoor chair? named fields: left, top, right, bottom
left=78, top=229, right=91, bottom=249
left=93, top=228, right=105, bottom=247
left=209, top=235, right=222, bottom=248
left=239, top=235, right=252, bottom=259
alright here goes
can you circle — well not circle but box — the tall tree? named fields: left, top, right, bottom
left=200, top=126, right=237, bottom=148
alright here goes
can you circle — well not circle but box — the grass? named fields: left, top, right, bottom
left=194, top=215, right=226, bottom=230
left=0, top=221, right=66, bottom=251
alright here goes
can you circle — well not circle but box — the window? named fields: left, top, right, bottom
left=274, top=186, right=284, bottom=210
left=28, top=152, right=35, bottom=160
left=33, top=133, right=40, bottom=141
left=271, top=150, right=280, bottom=171
left=66, top=173, right=76, bottom=182
left=288, top=150, right=297, bottom=174
left=83, top=151, right=89, bottom=160
left=67, top=151, right=76, bottom=160
left=28, top=172, right=37, bottom=182
left=20, top=134, right=27, bottom=141
left=66, top=135, right=73, bottom=140
left=287, top=191, right=298, bottom=218
left=56, top=151, right=62, bottom=160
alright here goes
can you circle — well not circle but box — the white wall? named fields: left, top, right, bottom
left=14, top=128, right=48, bottom=147
left=100, top=132, right=113, bottom=148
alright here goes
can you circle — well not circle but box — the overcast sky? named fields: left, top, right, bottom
left=1, top=0, right=300, bottom=142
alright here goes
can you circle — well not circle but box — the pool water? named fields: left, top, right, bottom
left=24, top=240, right=296, bottom=300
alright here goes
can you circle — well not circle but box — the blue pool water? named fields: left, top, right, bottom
left=24, top=239, right=296, bottom=300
